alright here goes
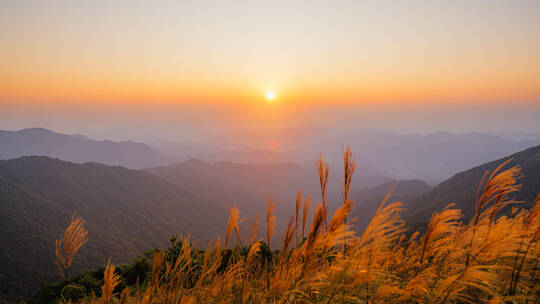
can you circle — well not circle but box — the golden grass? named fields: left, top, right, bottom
left=101, top=258, right=120, bottom=303
left=317, top=155, right=330, bottom=231
left=64, top=148, right=539, bottom=304
left=55, top=212, right=89, bottom=281
left=266, top=197, right=277, bottom=247
left=225, top=205, right=241, bottom=248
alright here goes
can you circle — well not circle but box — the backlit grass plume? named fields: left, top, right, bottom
left=55, top=211, right=89, bottom=281
left=317, top=155, right=330, bottom=230
left=100, top=258, right=120, bottom=303
left=266, top=197, right=276, bottom=247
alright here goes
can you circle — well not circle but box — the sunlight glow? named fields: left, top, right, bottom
left=266, top=90, right=276, bottom=101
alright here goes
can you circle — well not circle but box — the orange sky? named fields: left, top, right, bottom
left=1, top=1, right=539, bottom=140
left=1, top=1, right=540, bottom=107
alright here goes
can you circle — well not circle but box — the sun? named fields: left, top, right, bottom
left=265, top=90, right=276, bottom=101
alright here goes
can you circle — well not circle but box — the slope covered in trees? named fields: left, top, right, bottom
left=406, top=145, right=540, bottom=227
left=0, top=157, right=225, bottom=300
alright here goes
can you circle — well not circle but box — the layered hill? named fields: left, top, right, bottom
left=0, top=157, right=225, bottom=301
left=147, top=157, right=393, bottom=207
left=405, top=145, right=540, bottom=228
left=146, top=160, right=323, bottom=235
left=0, top=128, right=173, bottom=169
left=205, top=127, right=540, bottom=183
left=329, top=180, right=431, bottom=231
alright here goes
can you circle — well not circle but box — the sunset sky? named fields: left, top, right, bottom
left=1, top=0, right=539, bottom=140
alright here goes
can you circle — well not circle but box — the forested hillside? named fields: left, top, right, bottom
left=0, top=157, right=225, bottom=300
left=406, top=145, right=540, bottom=227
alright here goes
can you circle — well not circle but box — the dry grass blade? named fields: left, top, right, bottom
left=55, top=211, right=89, bottom=281
left=281, top=216, right=297, bottom=254
left=509, top=194, right=540, bottom=295
left=302, top=196, right=312, bottom=241
left=295, top=190, right=303, bottom=246
left=436, top=265, right=500, bottom=304
left=248, top=213, right=260, bottom=244
left=467, top=162, right=522, bottom=266
left=317, top=155, right=330, bottom=230
left=152, top=251, right=165, bottom=286
left=342, top=145, right=357, bottom=252
left=474, top=159, right=522, bottom=220
left=420, top=205, right=462, bottom=267
left=341, top=145, right=357, bottom=204
left=300, top=203, right=325, bottom=279
left=266, top=197, right=277, bottom=247
left=225, top=205, right=241, bottom=248
left=278, top=216, right=297, bottom=276
left=358, top=185, right=404, bottom=249
left=101, top=258, right=121, bottom=303
left=247, top=240, right=262, bottom=265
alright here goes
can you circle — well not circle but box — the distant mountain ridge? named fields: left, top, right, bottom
left=0, top=156, right=226, bottom=301
left=405, top=145, right=540, bottom=228
left=146, top=159, right=323, bottom=231
left=310, top=130, right=540, bottom=183
left=3, top=127, right=538, bottom=183
left=157, top=127, right=540, bottom=183
left=489, top=131, right=540, bottom=142
left=0, top=128, right=173, bottom=169
left=329, top=179, right=432, bottom=231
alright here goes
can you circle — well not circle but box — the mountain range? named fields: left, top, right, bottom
left=331, top=179, right=432, bottom=232
left=193, top=127, right=540, bottom=183
left=3, top=127, right=539, bottom=184
left=405, top=145, right=540, bottom=229
left=1, top=127, right=539, bottom=301
left=0, top=128, right=173, bottom=169
left=147, top=159, right=324, bottom=237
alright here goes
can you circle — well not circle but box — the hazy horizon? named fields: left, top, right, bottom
left=2, top=103, right=539, bottom=142
left=2, top=0, right=540, bottom=142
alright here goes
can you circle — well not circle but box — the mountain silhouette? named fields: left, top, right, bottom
left=0, top=128, right=173, bottom=169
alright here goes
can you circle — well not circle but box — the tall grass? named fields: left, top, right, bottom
left=55, top=212, right=89, bottom=281
left=60, top=147, right=539, bottom=303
